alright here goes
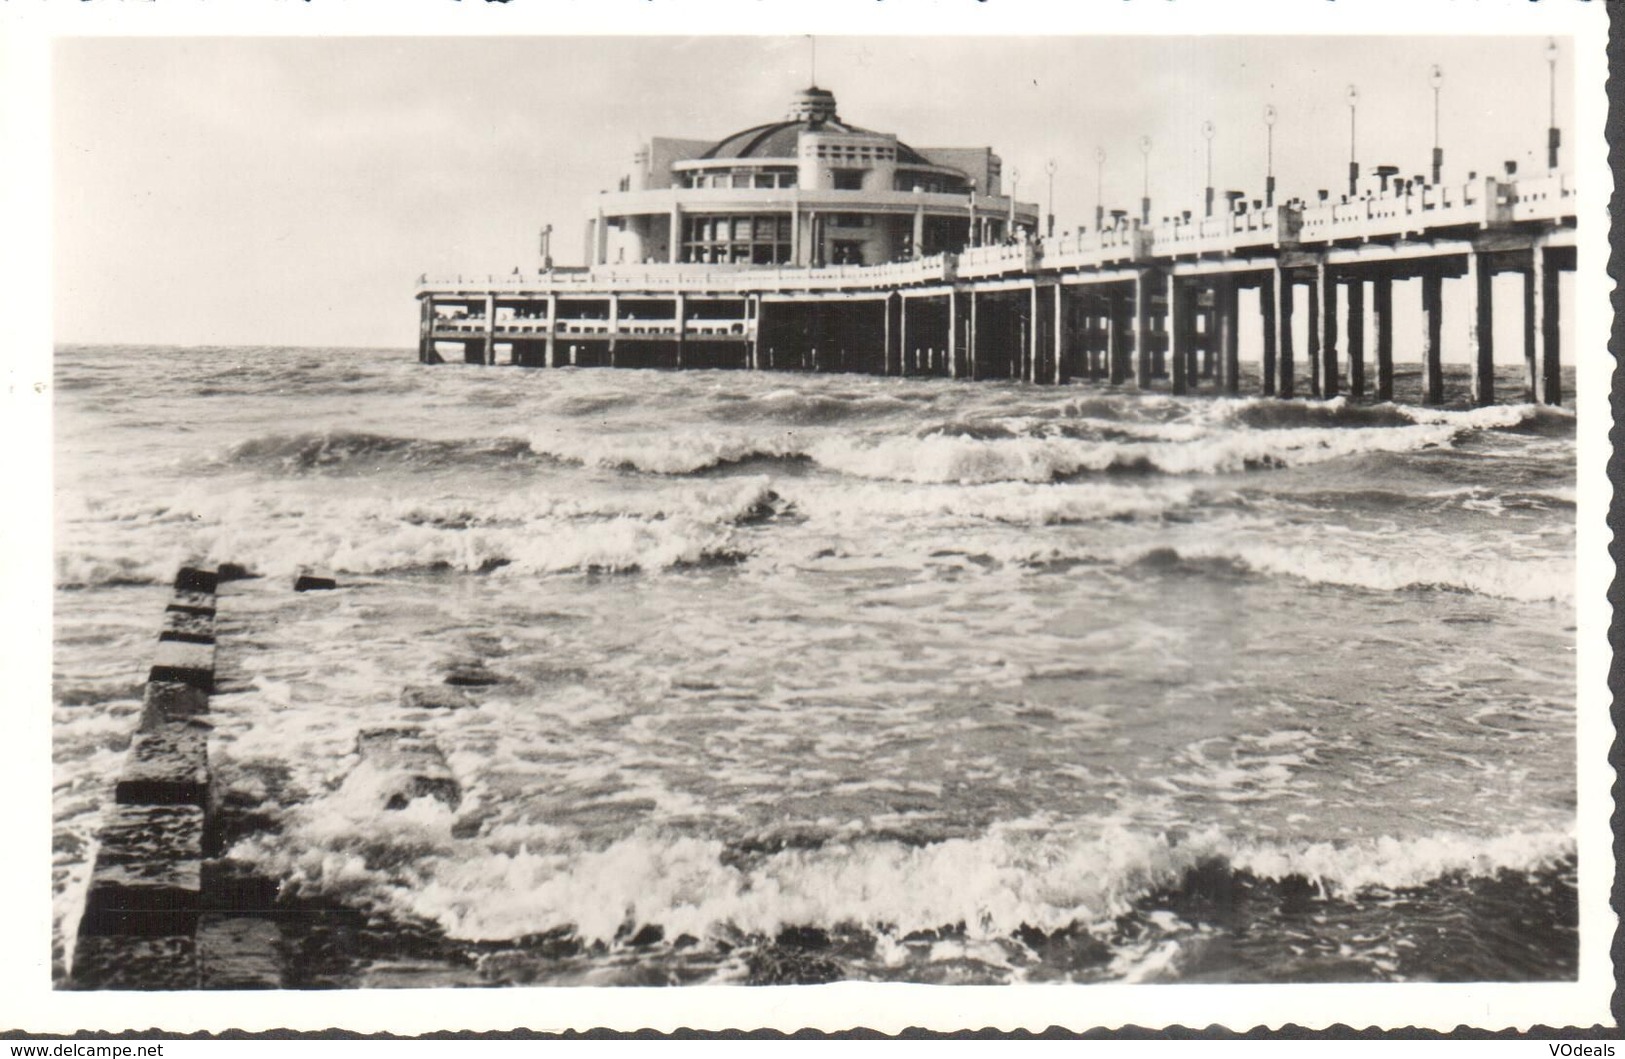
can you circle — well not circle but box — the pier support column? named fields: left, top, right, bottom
left=1053, top=284, right=1065, bottom=385
left=1525, top=245, right=1560, bottom=405
left=1540, top=250, right=1562, bottom=405
left=1316, top=262, right=1338, bottom=399
left=968, top=289, right=979, bottom=381
left=674, top=293, right=686, bottom=370
left=545, top=293, right=558, bottom=368
left=1218, top=277, right=1239, bottom=395
left=483, top=295, right=497, bottom=366
left=1468, top=250, right=1494, bottom=407
left=418, top=298, right=433, bottom=364
left=1260, top=273, right=1277, bottom=397
left=1347, top=279, right=1365, bottom=399
left=1373, top=276, right=1393, bottom=402
left=1028, top=283, right=1040, bottom=384
left=1421, top=270, right=1444, bottom=405
left=947, top=290, right=960, bottom=379
left=1108, top=287, right=1128, bottom=385
left=1274, top=267, right=1295, bottom=399
left=1133, top=269, right=1158, bottom=390
left=606, top=294, right=619, bottom=368
left=1305, top=277, right=1321, bottom=397
left=899, top=296, right=910, bottom=376
left=1170, top=277, right=1190, bottom=396
left=749, top=295, right=762, bottom=370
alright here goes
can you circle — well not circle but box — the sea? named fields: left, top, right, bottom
left=51, top=344, right=1578, bottom=988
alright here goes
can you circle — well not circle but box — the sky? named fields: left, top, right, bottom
left=51, top=33, right=1578, bottom=350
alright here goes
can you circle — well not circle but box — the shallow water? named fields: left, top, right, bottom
left=53, top=345, right=1577, bottom=986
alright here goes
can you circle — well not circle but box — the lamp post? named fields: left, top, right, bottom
left=1094, top=146, right=1106, bottom=231
left=1429, top=65, right=1444, bottom=185
left=1139, top=135, right=1152, bottom=224
left=1202, top=119, right=1216, bottom=219
left=1045, top=158, right=1057, bottom=238
left=1346, top=84, right=1360, bottom=198
left=1263, top=104, right=1277, bottom=207
left=1008, top=167, right=1020, bottom=239
left=1547, top=38, right=1561, bottom=171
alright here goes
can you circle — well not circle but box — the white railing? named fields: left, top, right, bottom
left=1145, top=206, right=1287, bottom=257
left=1036, top=224, right=1145, bottom=269
left=1505, top=173, right=1575, bottom=224
left=1296, top=178, right=1496, bottom=244
left=956, top=240, right=1037, bottom=278
left=421, top=255, right=951, bottom=294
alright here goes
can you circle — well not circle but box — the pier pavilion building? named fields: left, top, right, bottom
left=588, top=86, right=1036, bottom=269
left=418, top=83, right=1576, bottom=407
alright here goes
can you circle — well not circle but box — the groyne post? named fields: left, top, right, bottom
left=1421, top=270, right=1445, bottom=405
left=1373, top=274, right=1394, bottom=402
left=1468, top=250, right=1495, bottom=406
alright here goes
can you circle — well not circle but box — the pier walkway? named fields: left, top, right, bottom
left=417, top=169, right=1577, bottom=406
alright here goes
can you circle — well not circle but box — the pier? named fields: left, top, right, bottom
left=417, top=168, right=1576, bottom=407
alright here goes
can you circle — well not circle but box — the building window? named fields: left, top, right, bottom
left=832, top=169, right=864, bottom=191
left=831, top=240, right=865, bottom=266
left=680, top=213, right=793, bottom=266
left=831, top=213, right=869, bottom=228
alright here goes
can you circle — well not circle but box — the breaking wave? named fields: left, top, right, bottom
left=234, top=807, right=1575, bottom=950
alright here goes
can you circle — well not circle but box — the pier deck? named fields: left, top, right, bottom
left=417, top=170, right=1577, bottom=406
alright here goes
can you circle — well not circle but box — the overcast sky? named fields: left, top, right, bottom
left=53, top=34, right=1576, bottom=349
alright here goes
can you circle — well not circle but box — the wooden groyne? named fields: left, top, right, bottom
left=68, top=567, right=485, bottom=990
left=417, top=169, right=1577, bottom=407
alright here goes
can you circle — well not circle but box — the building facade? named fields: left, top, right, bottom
left=586, top=86, right=1039, bottom=268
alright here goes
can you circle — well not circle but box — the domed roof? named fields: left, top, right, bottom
left=700, top=87, right=933, bottom=166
